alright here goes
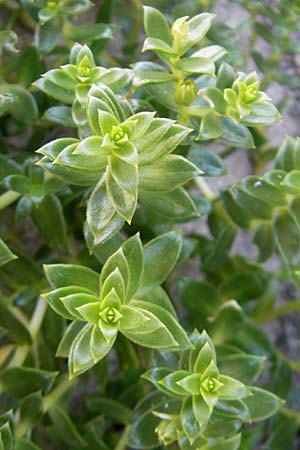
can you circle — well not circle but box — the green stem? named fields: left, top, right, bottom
left=0, top=190, right=20, bottom=210
left=9, top=297, right=48, bottom=367
left=43, top=375, right=76, bottom=412
left=195, top=177, right=216, bottom=201
left=220, top=145, right=237, bottom=158
left=280, top=406, right=300, bottom=424
left=114, top=424, right=132, bottom=450
left=277, top=349, right=300, bottom=373
left=254, top=300, right=300, bottom=324
left=16, top=375, right=76, bottom=437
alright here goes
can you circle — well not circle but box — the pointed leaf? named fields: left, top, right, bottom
left=140, top=231, right=182, bottom=292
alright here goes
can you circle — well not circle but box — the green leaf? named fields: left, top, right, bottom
left=0, top=421, right=13, bottom=450
left=128, top=392, right=164, bottom=449
left=68, top=323, right=95, bottom=377
left=181, top=396, right=201, bottom=444
left=15, top=438, right=42, bottom=450
left=142, top=37, right=176, bottom=55
left=243, top=387, right=282, bottom=421
left=43, top=286, right=94, bottom=320
left=204, top=433, right=241, bottom=450
left=85, top=397, right=131, bottom=424
left=185, top=13, right=215, bottom=51
left=3, top=175, right=31, bottom=194
left=122, top=233, right=144, bottom=300
left=217, top=352, right=265, bottom=385
left=100, top=246, right=129, bottom=297
left=34, top=78, right=74, bottom=104
left=220, top=117, right=255, bottom=148
left=209, top=301, right=244, bottom=343
left=109, top=145, right=138, bottom=194
left=90, top=323, right=116, bottom=363
left=143, top=6, right=173, bottom=46
left=106, top=168, right=137, bottom=223
left=62, top=294, right=99, bottom=322
left=140, top=231, right=182, bottom=292
left=188, top=146, right=226, bottom=177
left=198, top=113, right=222, bottom=140
left=86, top=173, right=125, bottom=245
left=193, top=393, right=213, bottom=427
left=44, top=264, right=99, bottom=294
left=158, top=370, right=190, bottom=396
left=215, top=399, right=250, bottom=422
left=100, top=68, right=133, bottom=92
left=129, top=300, right=191, bottom=350
left=139, top=155, right=200, bottom=192
left=49, top=405, right=87, bottom=447
left=101, top=268, right=125, bottom=303
left=177, top=277, right=221, bottom=319
left=120, top=305, right=163, bottom=333
left=0, top=367, right=57, bottom=398
left=0, top=297, right=31, bottom=344
left=31, top=194, right=69, bottom=252
left=121, top=307, right=178, bottom=349
left=63, top=22, right=114, bottom=42
left=36, top=16, right=62, bottom=54
left=138, top=121, right=190, bottom=165
left=142, top=367, right=173, bottom=394
left=275, top=136, right=300, bottom=171
left=174, top=57, right=215, bottom=75
left=0, top=239, right=17, bottom=267
left=273, top=209, right=300, bottom=269
left=0, top=30, right=18, bottom=53
left=242, top=102, right=280, bottom=127
left=133, top=69, right=175, bottom=87
left=191, top=45, right=227, bottom=62
left=1, top=85, right=38, bottom=124
left=0, top=155, right=21, bottom=182
left=218, top=375, right=249, bottom=400
left=141, top=188, right=199, bottom=222
left=43, top=106, right=75, bottom=127
left=139, top=285, right=177, bottom=317
left=56, top=321, right=86, bottom=357
left=18, top=391, right=43, bottom=437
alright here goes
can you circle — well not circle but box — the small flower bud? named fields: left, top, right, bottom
left=110, top=126, right=129, bottom=146
left=175, top=79, right=198, bottom=106
left=100, top=306, right=122, bottom=324
left=77, top=66, right=91, bottom=78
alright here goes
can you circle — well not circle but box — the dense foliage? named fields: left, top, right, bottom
left=0, top=1, right=299, bottom=449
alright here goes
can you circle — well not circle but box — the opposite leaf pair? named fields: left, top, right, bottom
left=43, top=232, right=191, bottom=377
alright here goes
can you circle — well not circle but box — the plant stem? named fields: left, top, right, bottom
left=0, top=190, right=20, bottom=210
left=277, top=349, right=300, bottom=373
left=8, top=297, right=47, bottom=367
left=195, top=177, right=216, bottom=201
left=254, top=300, right=300, bottom=324
left=43, top=375, right=76, bottom=412
left=281, top=406, right=300, bottom=425
left=114, top=424, right=132, bottom=450
left=220, top=145, right=237, bottom=158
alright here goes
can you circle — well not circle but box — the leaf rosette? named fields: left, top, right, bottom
left=43, top=232, right=191, bottom=377
left=37, top=84, right=200, bottom=245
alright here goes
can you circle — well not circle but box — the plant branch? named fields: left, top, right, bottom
left=8, top=297, right=48, bottom=367
left=254, top=300, right=300, bottom=324
left=114, top=424, right=132, bottom=450
left=195, top=177, right=216, bottom=201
